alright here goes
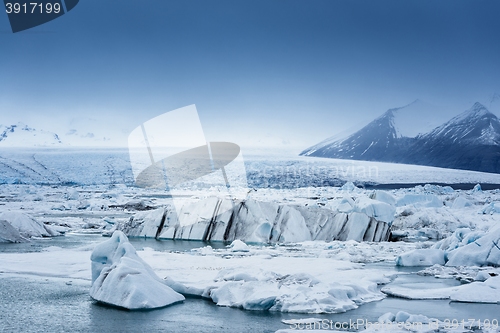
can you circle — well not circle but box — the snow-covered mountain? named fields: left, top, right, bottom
left=405, top=102, right=500, bottom=173
left=301, top=102, right=500, bottom=174
left=0, top=123, right=64, bottom=147
left=419, top=102, right=500, bottom=146
left=301, top=100, right=446, bottom=160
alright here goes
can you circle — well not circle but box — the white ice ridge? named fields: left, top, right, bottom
left=90, top=231, right=184, bottom=310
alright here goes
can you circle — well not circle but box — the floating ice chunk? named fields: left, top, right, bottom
left=121, top=199, right=156, bottom=211
left=451, top=196, right=471, bottom=209
left=90, top=231, right=184, bottom=310
left=0, top=220, right=27, bottom=243
left=391, top=311, right=432, bottom=324
left=432, top=227, right=483, bottom=252
left=170, top=265, right=384, bottom=314
left=369, top=190, right=396, bottom=206
left=0, top=211, right=58, bottom=238
left=198, top=245, right=214, bottom=255
left=480, top=202, right=500, bottom=215
left=51, top=203, right=69, bottom=211
left=229, top=239, right=250, bottom=252
left=340, top=182, right=357, bottom=192
left=353, top=197, right=395, bottom=224
left=77, top=200, right=90, bottom=210
left=210, top=281, right=279, bottom=311
left=449, top=276, right=500, bottom=303
left=378, top=312, right=395, bottom=323
left=394, top=311, right=410, bottom=322
left=66, top=188, right=79, bottom=200
left=395, top=249, right=446, bottom=267
left=381, top=285, right=459, bottom=300
left=473, top=184, right=482, bottom=192
left=330, top=196, right=355, bottom=213
left=475, top=271, right=492, bottom=282
left=422, top=184, right=455, bottom=194
left=446, top=226, right=500, bottom=267
left=396, top=194, right=442, bottom=208
left=382, top=276, right=500, bottom=303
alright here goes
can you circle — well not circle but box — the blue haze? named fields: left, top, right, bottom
left=1, top=0, right=500, bottom=148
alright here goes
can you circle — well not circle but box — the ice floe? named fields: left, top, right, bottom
left=382, top=276, right=500, bottom=304
left=395, top=249, right=446, bottom=267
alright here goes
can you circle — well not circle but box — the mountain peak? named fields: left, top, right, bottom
left=451, top=102, right=495, bottom=124
left=423, top=102, right=500, bottom=146
left=470, top=102, right=489, bottom=113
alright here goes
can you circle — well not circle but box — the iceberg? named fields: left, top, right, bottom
left=446, top=226, right=500, bottom=267
left=0, top=219, right=27, bottom=243
left=382, top=276, right=500, bottom=304
left=0, top=211, right=58, bottom=238
left=229, top=239, right=250, bottom=252
left=395, top=249, right=446, bottom=267
left=117, top=198, right=392, bottom=243
left=90, top=231, right=184, bottom=310
left=451, top=196, right=471, bottom=209
left=369, top=190, right=396, bottom=206
left=167, top=266, right=384, bottom=313
left=449, top=276, right=500, bottom=303
left=396, top=194, right=442, bottom=208
left=396, top=226, right=500, bottom=268
left=481, top=202, right=500, bottom=215
left=352, top=197, right=395, bottom=224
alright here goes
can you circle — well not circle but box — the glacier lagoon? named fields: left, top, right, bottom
left=2, top=235, right=500, bottom=333
left=1, top=148, right=500, bottom=332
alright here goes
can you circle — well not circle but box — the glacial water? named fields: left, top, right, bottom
left=1, top=236, right=500, bottom=333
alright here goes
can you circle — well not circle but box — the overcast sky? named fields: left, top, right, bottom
left=1, top=0, right=500, bottom=149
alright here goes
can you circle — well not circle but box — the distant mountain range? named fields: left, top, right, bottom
left=0, top=119, right=117, bottom=147
left=301, top=101, right=500, bottom=174
left=0, top=123, right=63, bottom=147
